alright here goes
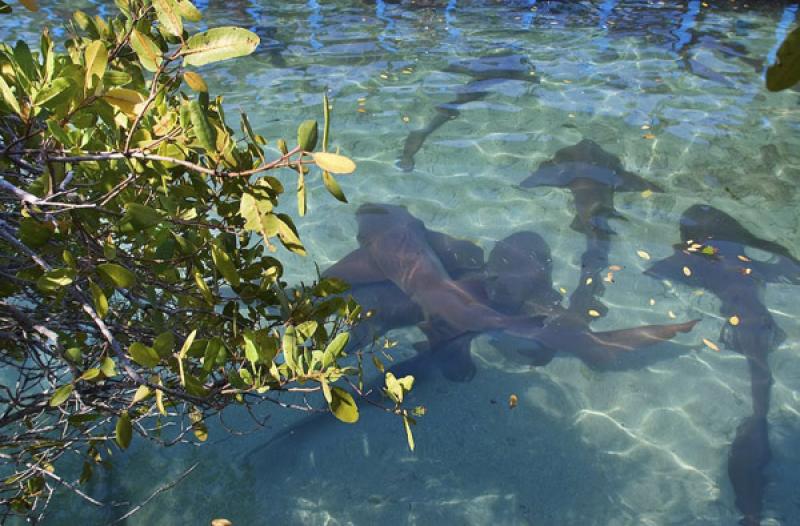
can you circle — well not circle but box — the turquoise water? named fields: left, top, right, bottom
left=5, top=1, right=800, bottom=524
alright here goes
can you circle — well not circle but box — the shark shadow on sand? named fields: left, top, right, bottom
left=396, top=51, right=539, bottom=172
left=645, top=204, right=800, bottom=526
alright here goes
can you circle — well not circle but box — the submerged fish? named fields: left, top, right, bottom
left=645, top=204, right=800, bottom=526
left=327, top=203, right=697, bottom=371
left=396, top=51, right=539, bottom=171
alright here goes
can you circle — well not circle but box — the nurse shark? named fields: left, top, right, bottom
left=645, top=204, right=800, bottom=526
left=396, top=51, right=539, bottom=171
left=325, top=203, right=697, bottom=372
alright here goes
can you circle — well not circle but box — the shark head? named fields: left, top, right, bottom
left=355, top=203, right=422, bottom=244
left=485, top=231, right=562, bottom=314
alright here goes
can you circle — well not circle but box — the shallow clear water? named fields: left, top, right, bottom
left=5, top=1, right=800, bottom=524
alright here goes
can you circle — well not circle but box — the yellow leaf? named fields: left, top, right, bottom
left=702, top=338, right=720, bottom=352
left=19, top=0, right=38, bottom=11
left=642, top=133, right=656, bottom=140
left=104, top=88, right=146, bottom=116
left=588, top=309, right=601, bottom=318
left=641, top=189, right=653, bottom=198
left=682, top=266, right=692, bottom=277
left=729, top=315, right=740, bottom=326
left=311, top=152, right=356, bottom=174
left=183, top=71, right=208, bottom=92
left=636, top=250, right=651, bottom=260
left=508, top=394, right=518, bottom=409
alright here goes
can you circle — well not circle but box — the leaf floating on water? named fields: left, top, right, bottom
left=741, top=267, right=753, bottom=276
left=703, top=338, right=721, bottom=352
left=729, top=315, right=740, bottom=326
left=668, top=310, right=677, bottom=319
left=637, top=250, right=651, bottom=260
left=649, top=298, right=656, bottom=306
left=609, top=265, right=624, bottom=272
left=642, top=133, right=656, bottom=140
left=604, top=272, right=615, bottom=283
left=641, top=189, right=653, bottom=198
left=585, top=277, right=593, bottom=285
left=683, top=266, right=692, bottom=277
left=211, top=519, right=233, bottom=526
left=559, top=287, right=567, bottom=294
left=737, top=254, right=752, bottom=262
left=641, top=124, right=651, bottom=130
left=588, top=309, right=601, bottom=318
left=508, top=394, right=518, bottom=409
left=402, top=116, right=410, bottom=123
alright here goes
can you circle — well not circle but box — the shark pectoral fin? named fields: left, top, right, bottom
left=425, top=229, right=485, bottom=276
left=644, top=253, right=690, bottom=283
left=322, top=247, right=386, bottom=284
left=490, top=333, right=556, bottom=366
left=433, top=334, right=477, bottom=382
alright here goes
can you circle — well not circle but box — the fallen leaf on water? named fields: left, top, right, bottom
left=357, top=108, right=366, bottom=113
left=211, top=520, right=233, bottom=526
left=588, top=309, right=601, bottom=318
left=729, top=315, right=740, bottom=326
left=641, top=189, right=653, bottom=198
left=641, top=124, right=651, bottom=130
left=649, top=298, right=656, bottom=306
left=668, top=310, right=677, bottom=319
left=604, top=272, right=615, bottom=283
left=585, top=277, right=593, bottom=285
left=563, top=79, right=572, bottom=84
left=742, top=268, right=753, bottom=276
left=559, top=287, right=568, bottom=294
left=609, top=265, right=624, bottom=272
left=402, top=116, right=410, bottom=123
left=380, top=73, right=389, bottom=79
left=643, top=133, right=656, bottom=140
left=737, top=254, right=752, bottom=262
left=637, top=250, right=651, bottom=260
left=508, top=394, right=518, bottom=409
left=683, top=266, right=692, bottom=277
left=703, top=338, right=721, bottom=352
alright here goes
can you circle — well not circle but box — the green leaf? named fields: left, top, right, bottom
left=98, top=263, right=136, bottom=289
left=115, top=412, right=132, bottom=449
left=193, top=270, right=214, bottom=304
left=275, top=213, right=306, bottom=256
left=282, top=325, right=298, bottom=372
left=297, top=170, right=306, bottom=217
left=37, top=268, right=76, bottom=293
left=132, top=385, right=151, bottom=403
left=297, top=120, right=318, bottom=152
left=33, top=77, right=74, bottom=108
left=104, top=88, right=146, bottom=116
left=403, top=415, right=416, bottom=451
left=121, top=202, right=162, bottom=231
left=49, top=384, right=74, bottom=407
left=767, top=26, right=800, bottom=92
left=19, top=217, right=52, bottom=248
left=211, top=240, right=240, bottom=287
left=183, top=71, right=208, bottom=92
left=178, top=329, right=198, bottom=359
left=322, top=171, right=348, bottom=203
left=177, top=0, right=202, bottom=22
left=322, top=92, right=330, bottom=151
left=89, top=280, right=108, bottom=319
left=129, top=28, right=162, bottom=72
left=182, top=27, right=260, bottom=67
left=322, top=332, right=349, bottom=369
left=153, top=0, right=183, bottom=37
left=243, top=331, right=259, bottom=365
left=311, top=152, right=356, bottom=174
left=0, top=75, right=20, bottom=114
left=188, top=99, right=216, bottom=150
left=79, top=368, right=101, bottom=382
left=100, top=357, right=117, bottom=377
left=329, top=386, right=359, bottom=423
left=153, top=331, right=175, bottom=358
left=84, top=40, right=108, bottom=90
left=129, top=342, right=160, bottom=368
